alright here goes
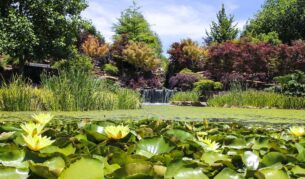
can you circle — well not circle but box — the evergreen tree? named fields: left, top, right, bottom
left=113, top=1, right=162, bottom=56
left=205, top=4, right=239, bottom=44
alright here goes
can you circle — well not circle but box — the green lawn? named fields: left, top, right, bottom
left=0, top=106, right=304, bottom=124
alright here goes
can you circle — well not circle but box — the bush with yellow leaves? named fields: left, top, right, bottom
left=122, top=42, right=160, bottom=72
left=81, top=35, right=109, bottom=58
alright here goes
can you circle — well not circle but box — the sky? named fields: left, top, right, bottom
left=82, top=0, right=266, bottom=54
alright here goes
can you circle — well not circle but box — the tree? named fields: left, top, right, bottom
left=205, top=4, right=239, bottom=44
left=122, top=42, right=160, bottom=72
left=113, top=1, right=162, bottom=56
left=244, top=0, right=305, bottom=43
left=0, top=0, right=89, bottom=66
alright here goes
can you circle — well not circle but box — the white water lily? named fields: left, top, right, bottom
left=198, top=137, right=220, bottom=152
left=32, top=113, right=54, bottom=126
left=288, top=126, right=305, bottom=137
left=22, top=134, right=55, bottom=151
left=104, top=125, right=130, bottom=140
left=21, top=122, right=45, bottom=136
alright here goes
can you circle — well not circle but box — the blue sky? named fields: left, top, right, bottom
left=82, top=0, right=265, bottom=53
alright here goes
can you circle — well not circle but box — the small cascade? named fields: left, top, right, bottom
left=140, top=89, right=174, bottom=104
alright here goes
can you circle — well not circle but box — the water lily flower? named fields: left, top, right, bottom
left=21, top=123, right=45, bottom=136
left=288, top=126, right=305, bottom=137
left=199, top=137, right=220, bottom=152
left=104, top=125, right=130, bottom=140
left=22, top=134, right=55, bottom=151
left=32, top=113, right=54, bottom=126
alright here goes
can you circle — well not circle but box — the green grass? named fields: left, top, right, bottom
left=0, top=106, right=304, bottom=124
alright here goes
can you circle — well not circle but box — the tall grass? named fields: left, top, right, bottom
left=208, top=90, right=305, bottom=109
left=170, top=92, right=199, bottom=102
left=0, top=77, right=57, bottom=111
left=117, top=89, right=142, bottom=109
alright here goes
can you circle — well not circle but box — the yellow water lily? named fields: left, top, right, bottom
left=104, top=125, right=130, bottom=140
left=22, top=134, right=55, bottom=151
left=199, top=137, right=220, bottom=152
left=32, top=113, right=54, bottom=125
left=288, top=126, right=305, bottom=137
left=21, top=122, right=45, bottom=136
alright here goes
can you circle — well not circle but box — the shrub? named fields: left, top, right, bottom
left=103, top=63, right=119, bottom=76
left=122, top=42, right=160, bottom=72
left=273, top=70, right=305, bottom=97
left=170, top=92, right=199, bottom=102
left=169, top=73, right=200, bottom=91
left=208, top=90, right=305, bottom=109
left=117, top=89, right=142, bottom=109
left=193, top=80, right=223, bottom=96
left=81, top=35, right=109, bottom=58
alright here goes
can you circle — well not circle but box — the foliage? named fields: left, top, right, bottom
left=274, top=70, right=305, bottom=97
left=103, top=63, right=119, bottom=76
left=167, top=39, right=206, bottom=77
left=243, top=31, right=282, bottom=45
left=41, top=70, right=141, bottom=111
left=81, top=35, right=109, bottom=58
left=169, top=73, right=200, bottom=91
left=208, top=90, right=305, bottom=109
left=245, top=0, right=305, bottom=43
left=2, top=114, right=305, bottom=178
left=113, top=2, right=162, bottom=56
left=122, top=42, right=160, bottom=72
left=117, top=88, right=142, bottom=110
left=0, top=78, right=57, bottom=111
left=170, top=92, right=199, bottom=102
left=193, top=80, right=223, bottom=98
left=0, top=0, right=88, bottom=64
left=205, top=4, right=239, bottom=44
left=205, top=40, right=305, bottom=85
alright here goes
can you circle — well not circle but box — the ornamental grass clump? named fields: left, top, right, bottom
left=21, top=113, right=55, bottom=151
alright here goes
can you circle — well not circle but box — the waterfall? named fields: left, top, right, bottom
left=140, top=89, right=174, bottom=103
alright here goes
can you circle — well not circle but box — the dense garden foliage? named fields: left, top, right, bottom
left=1, top=113, right=305, bottom=178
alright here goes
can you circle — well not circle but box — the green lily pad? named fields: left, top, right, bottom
left=0, top=167, right=29, bottom=179
left=262, top=152, right=286, bottom=166
left=166, top=129, right=195, bottom=142
left=256, top=164, right=289, bottom=179
left=29, top=157, right=65, bottom=179
left=214, top=168, right=245, bottom=179
left=291, top=165, right=305, bottom=177
left=113, top=161, right=153, bottom=178
left=40, top=144, right=76, bottom=156
left=136, top=137, right=174, bottom=158
left=84, top=124, right=107, bottom=141
left=295, top=143, right=305, bottom=162
left=242, top=151, right=259, bottom=170
left=59, top=158, right=104, bottom=179
left=0, top=144, right=25, bottom=167
left=165, top=161, right=208, bottom=179
left=201, top=151, right=231, bottom=165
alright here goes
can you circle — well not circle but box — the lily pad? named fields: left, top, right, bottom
left=291, top=165, right=305, bottom=177
left=0, top=167, right=28, bottom=179
left=29, top=157, right=65, bottom=179
left=40, top=144, right=76, bottom=156
left=0, top=144, right=25, bottom=167
left=262, top=152, right=286, bottom=166
left=256, top=164, right=289, bottom=179
left=84, top=124, right=107, bottom=141
left=201, top=151, right=231, bottom=165
left=59, top=158, right=104, bottom=179
left=136, top=137, right=174, bottom=158
left=165, top=161, right=208, bottom=179
left=214, top=168, right=245, bottom=179
left=0, top=132, right=15, bottom=141
left=166, top=129, right=195, bottom=142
